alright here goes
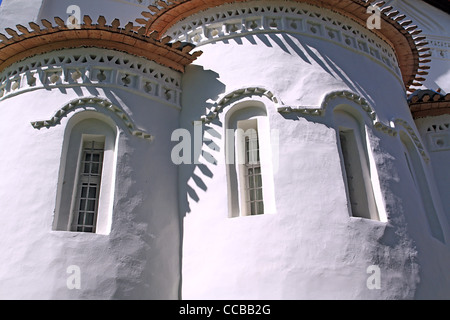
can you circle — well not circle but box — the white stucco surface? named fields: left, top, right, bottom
left=0, top=0, right=449, bottom=300
left=176, top=1, right=450, bottom=300
left=0, top=49, right=183, bottom=299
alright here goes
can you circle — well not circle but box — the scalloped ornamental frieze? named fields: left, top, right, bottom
left=30, top=97, right=154, bottom=141
left=0, top=48, right=182, bottom=109
left=394, top=118, right=430, bottom=162
left=166, top=1, right=402, bottom=80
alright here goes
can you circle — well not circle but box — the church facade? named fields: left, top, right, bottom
left=0, top=0, right=449, bottom=299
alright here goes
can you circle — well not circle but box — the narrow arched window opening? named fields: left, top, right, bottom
left=334, top=108, right=381, bottom=221
left=225, top=102, right=276, bottom=218
left=53, top=112, right=117, bottom=235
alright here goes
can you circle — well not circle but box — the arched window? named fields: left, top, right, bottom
left=333, top=107, right=381, bottom=221
left=53, top=111, right=118, bottom=235
left=225, top=101, right=276, bottom=218
left=400, top=131, right=444, bottom=242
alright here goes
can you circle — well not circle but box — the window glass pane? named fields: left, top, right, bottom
left=86, top=213, right=95, bottom=226
left=81, top=185, right=88, bottom=198
left=248, top=173, right=255, bottom=190
left=79, top=199, right=86, bottom=211
left=77, top=212, right=85, bottom=225
left=93, top=154, right=100, bottom=162
left=85, top=153, right=92, bottom=162
left=241, top=125, right=264, bottom=216
left=255, top=172, right=262, bottom=185
left=88, top=186, right=97, bottom=199
left=91, top=163, right=100, bottom=174
left=87, top=200, right=96, bottom=212
left=83, top=163, right=90, bottom=174
left=256, top=202, right=264, bottom=215
left=249, top=188, right=255, bottom=201
left=250, top=202, right=256, bottom=215
left=255, top=188, right=263, bottom=201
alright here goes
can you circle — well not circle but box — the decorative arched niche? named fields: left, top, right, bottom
left=224, top=99, right=277, bottom=218
left=397, top=124, right=445, bottom=243
left=332, top=104, right=386, bottom=222
left=53, top=110, right=118, bottom=235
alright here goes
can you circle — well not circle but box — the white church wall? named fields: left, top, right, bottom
left=415, top=115, right=450, bottom=223
left=390, top=0, right=450, bottom=297
left=0, top=48, right=183, bottom=299
left=0, top=0, right=448, bottom=300
left=177, top=2, right=450, bottom=299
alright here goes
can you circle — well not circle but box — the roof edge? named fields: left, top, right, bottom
left=136, top=0, right=431, bottom=92
left=0, top=15, right=203, bottom=73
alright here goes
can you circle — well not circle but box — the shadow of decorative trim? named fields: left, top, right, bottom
left=165, top=1, right=401, bottom=82
left=136, top=0, right=430, bottom=92
left=30, top=96, right=154, bottom=141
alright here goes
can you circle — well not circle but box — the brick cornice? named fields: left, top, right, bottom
left=0, top=16, right=202, bottom=73
left=136, top=0, right=430, bottom=92
left=409, top=92, right=450, bottom=119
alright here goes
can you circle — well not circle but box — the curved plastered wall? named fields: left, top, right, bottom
left=177, top=2, right=449, bottom=299
left=0, top=47, right=182, bottom=299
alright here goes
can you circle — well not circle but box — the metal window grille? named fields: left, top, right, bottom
left=245, top=134, right=264, bottom=215
left=73, top=140, right=104, bottom=233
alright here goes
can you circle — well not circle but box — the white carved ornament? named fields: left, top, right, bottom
left=0, top=48, right=182, bottom=109
left=166, top=1, right=401, bottom=79
left=31, top=97, right=154, bottom=141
